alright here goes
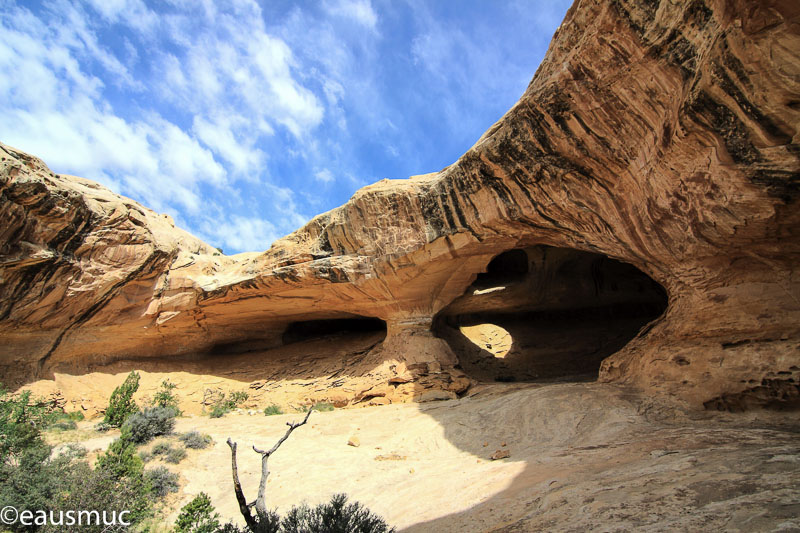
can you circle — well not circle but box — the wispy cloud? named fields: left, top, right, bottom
left=324, top=0, right=379, bottom=31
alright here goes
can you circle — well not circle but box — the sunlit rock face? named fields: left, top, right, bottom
left=1, top=0, right=798, bottom=409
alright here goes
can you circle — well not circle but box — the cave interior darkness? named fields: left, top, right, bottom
left=434, top=246, right=668, bottom=383
left=281, top=317, right=388, bottom=346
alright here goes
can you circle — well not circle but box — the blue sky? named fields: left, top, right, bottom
left=0, top=0, right=571, bottom=253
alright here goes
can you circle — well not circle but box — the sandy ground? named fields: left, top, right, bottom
left=48, top=381, right=800, bottom=532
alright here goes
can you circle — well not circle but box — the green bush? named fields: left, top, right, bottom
left=304, top=402, right=334, bottom=413
left=209, top=404, right=229, bottom=418
left=0, top=384, right=152, bottom=532
left=49, top=459, right=152, bottom=532
left=145, top=465, right=179, bottom=497
left=96, top=436, right=144, bottom=481
left=104, top=371, right=140, bottom=428
left=205, top=389, right=249, bottom=418
left=122, top=406, right=177, bottom=444
left=282, top=493, right=395, bottom=533
left=151, top=379, right=182, bottom=414
left=151, top=441, right=172, bottom=456
left=60, top=443, right=87, bottom=459
left=94, top=421, right=111, bottom=432
left=263, top=405, right=283, bottom=416
left=229, top=391, right=249, bottom=406
left=44, top=410, right=84, bottom=428
left=175, top=492, right=220, bottom=533
left=0, top=386, right=50, bottom=463
left=165, top=446, right=187, bottom=464
left=179, top=430, right=212, bottom=449
left=48, top=418, right=77, bottom=431
left=139, top=449, right=153, bottom=463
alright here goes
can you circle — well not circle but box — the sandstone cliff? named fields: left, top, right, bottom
left=1, top=0, right=798, bottom=410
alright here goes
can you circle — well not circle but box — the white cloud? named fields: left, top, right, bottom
left=324, top=0, right=378, bottom=31
left=200, top=215, right=280, bottom=253
left=315, top=169, right=334, bottom=183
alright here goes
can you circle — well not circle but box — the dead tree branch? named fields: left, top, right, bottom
left=227, top=408, right=314, bottom=528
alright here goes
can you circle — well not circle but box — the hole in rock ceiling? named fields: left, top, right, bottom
left=434, top=246, right=668, bottom=383
left=281, top=316, right=387, bottom=346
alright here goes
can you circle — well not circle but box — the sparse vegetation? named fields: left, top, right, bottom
left=229, top=391, right=249, bottom=405
left=180, top=430, right=213, bottom=449
left=104, top=371, right=141, bottom=428
left=47, top=417, right=77, bottom=431
left=206, top=389, right=250, bottom=418
left=263, top=404, right=283, bottom=416
left=145, top=465, right=180, bottom=497
left=209, top=404, right=229, bottom=418
left=303, top=402, right=334, bottom=413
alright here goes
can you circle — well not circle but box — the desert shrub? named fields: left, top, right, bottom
left=204, top=389, right=249, bottom=418
left=209, top=404, right=229, bottom=418
left=45, top=410, right=82, bottom=431
left=151, top=379, right=182, bottom=414
left=0, top=387, right=50, bottom=463
left=179, top=430, right=212, bottom=449
left=48, top=418, right=77, bottom=431
left=44, top=410, right=84, bottom=428
left=60, top=443, right=87, bottom=459
left=302, top=402, right=334, bottom=413
left=217, top=523, right=246, bottom=532
left=174, top=492, right=220, bottom=533
left=96, top=436, right=144, bottom=481
left=152, top=441, right=172, bottom=456
left=0, top=384, right=152, bottom=532
left=46, top=459, right=151, bottom=532
left=122, top=406, right=177, bottom=444
left=229, top=391, right=249, bottom=406
left=139, top=449, right=153, bottom=463
left=165, top=446, right=187, bottom=464
left=104, top=371, right=140, bottom=427
left=282, top=493, right=395, bottom=533
left=145, top=465, right=180, bottom=497
left=94, top=421, right=111, bottom=432
left=263, top=405, right=283, bottom=416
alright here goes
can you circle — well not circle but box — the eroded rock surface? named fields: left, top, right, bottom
left=2, top=0, right=799, bottom=409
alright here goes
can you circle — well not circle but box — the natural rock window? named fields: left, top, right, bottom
left=434, top=246, right=668, bottom=383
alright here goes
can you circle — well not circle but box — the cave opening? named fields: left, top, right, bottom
left=281, top=316, right=387, bottom=345
left=475, top=248, right=529, bottom=285
left=434, top=246, right=668, bottom=383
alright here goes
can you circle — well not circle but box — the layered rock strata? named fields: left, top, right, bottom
left=1, top=0, right=799, bottom=409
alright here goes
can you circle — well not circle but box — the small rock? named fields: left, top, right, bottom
left=368, top=397, right=390, bottom=406
left=490, top=449, right=510, bottom=460
left=417, top=389, right=457, bottom=402
left=501, top=441, right=507, bottom=447
left=348, top=436, right=360, bottom=447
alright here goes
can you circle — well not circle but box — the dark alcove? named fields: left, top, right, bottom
left=434, top=246, right=667, bottom=383
left=281, top=317, right=387, bottom=345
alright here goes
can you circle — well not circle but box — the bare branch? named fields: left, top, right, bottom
left=227, top=409, right=314, bottom=527
left=253, top=408, right=314, bottom=516
left=226, top=438, right=259, bottom=532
